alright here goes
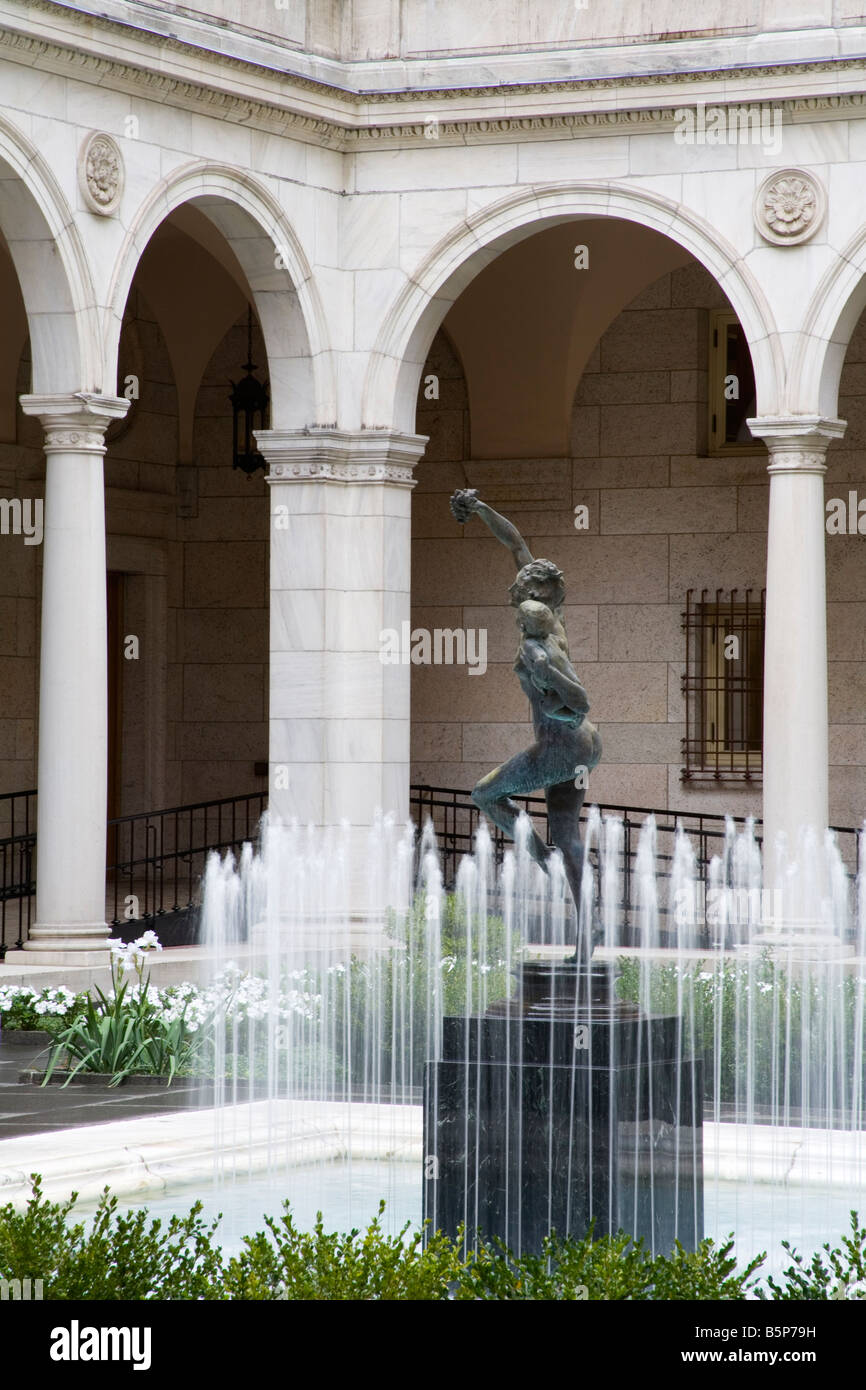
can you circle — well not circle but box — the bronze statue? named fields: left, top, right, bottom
left=450, top=488, right=601, bottom=913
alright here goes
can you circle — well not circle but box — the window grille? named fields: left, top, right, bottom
left=681, top=589, right=765, bottom=782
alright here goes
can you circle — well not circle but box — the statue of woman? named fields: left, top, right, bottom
left=450, top=488, right=602, bottom=912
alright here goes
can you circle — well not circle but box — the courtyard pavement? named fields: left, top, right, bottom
left=0, top=1034, right=213, bottom=1140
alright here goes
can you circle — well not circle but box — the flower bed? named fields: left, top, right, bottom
left=0, top=985, right=84, bottom=1035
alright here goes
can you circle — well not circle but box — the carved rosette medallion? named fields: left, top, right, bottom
left=78, top=132, right=124, bottom=216
left=754, top=168, right=825, bottom=246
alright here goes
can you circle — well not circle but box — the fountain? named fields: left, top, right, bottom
left=193, top=485, right=866, bottom=1264
left=197, top=806, right=866, bottom=1269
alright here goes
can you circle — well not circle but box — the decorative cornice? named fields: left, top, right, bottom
left=4, top=9, right=866, bottom=152
left=258, top=428, right=428, bottom=486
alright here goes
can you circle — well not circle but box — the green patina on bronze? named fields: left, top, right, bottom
left=450, top=488, right=602, bottom=915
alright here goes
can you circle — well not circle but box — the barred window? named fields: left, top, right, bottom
left=681, top=589, right=765, bottom=783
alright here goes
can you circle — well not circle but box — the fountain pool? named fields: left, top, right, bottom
left=189, top=806, right=866, bottom=1267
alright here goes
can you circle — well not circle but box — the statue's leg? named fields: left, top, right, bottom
left=472, top=748, right=552, bottom=866
left=546, top=777, right=587, bottom=914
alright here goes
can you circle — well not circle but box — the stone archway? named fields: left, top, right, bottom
left=0, top=114, right=99, bottom=394
left=105, top=161, right=327, bottom=430
left=364, top=180, right=783, bottom=435
left=368, top=180, right=837, bottom=858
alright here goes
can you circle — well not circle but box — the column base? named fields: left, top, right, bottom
left=249, top=909, right=395, bottom=955
left=744, top=925, right=853, bottom=962
left=4, top=923, right=113, bottom=967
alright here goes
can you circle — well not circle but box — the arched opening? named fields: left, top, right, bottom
left=107, top=201, right=279, bottom=823
left=407, top=213, right=772, bottom=826
left=366, top=183, right=781, bottom=435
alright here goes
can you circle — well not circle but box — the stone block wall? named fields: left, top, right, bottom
left=173, top=315, right=270, bottom=808
left=411, top=263, right=783, bottom=822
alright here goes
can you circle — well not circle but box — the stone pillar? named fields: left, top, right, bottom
left=258, top=427, right=426, bottom=921
left=748, top=415, right=846, bottom=947
left=13, top=394, right=128, bottom=963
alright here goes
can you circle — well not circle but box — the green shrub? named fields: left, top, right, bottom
left=615, top=952, right=866, bottom=1110
left=454, top=1229, right=763, bottom=1301
left=0, top=985, right=86, bottom=1034
left=224, top=1200, right=466, bottom=1300
left=0, top=1178, right=224, bottom=1300
left=6, top=1177, right=861, bottom=1301
left=756, top=1211, right=866, bottom=1300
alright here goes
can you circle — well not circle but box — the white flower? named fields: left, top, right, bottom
left=135, top=930, right=163, bottom=952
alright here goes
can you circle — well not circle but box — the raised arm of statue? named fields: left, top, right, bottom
left=450, top=489, right=534, bottom=571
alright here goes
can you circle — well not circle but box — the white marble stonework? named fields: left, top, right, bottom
left=260, top=428, right=424, bottom=906
left=2, top=0, right=866, bottom=937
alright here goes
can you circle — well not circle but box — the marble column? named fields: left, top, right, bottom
left=13, top=394, right=128, bottom=963
left=258, top=427, right=426, bottom=919
left=748, top=415, right=846, bottom=941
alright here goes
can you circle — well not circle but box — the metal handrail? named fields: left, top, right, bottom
left=0, top=788, right=267, bottom=951
left=408, top=784, right=863, bottom=947
left=0, top=783, right=861, bottom=952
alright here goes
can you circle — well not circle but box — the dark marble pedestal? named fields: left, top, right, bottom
left=423, top=962, right=703, bottom=1255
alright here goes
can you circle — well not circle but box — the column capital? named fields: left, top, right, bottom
left=747, top=415, right=847, bottom=473
left=256, top=427, right=428, bottom=488
left=19, top=393, right=129, bottom=453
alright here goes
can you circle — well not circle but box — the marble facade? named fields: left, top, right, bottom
left=1, top=1, right=866, bottom=948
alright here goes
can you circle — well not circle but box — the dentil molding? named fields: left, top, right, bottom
left=6, top=9, right=866, bottom=152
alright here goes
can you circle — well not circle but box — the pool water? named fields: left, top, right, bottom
left=71, top=1162, right=862, bottom=1283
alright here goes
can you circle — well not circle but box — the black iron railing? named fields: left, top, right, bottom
left=0, top=788, right=36, bottom=950
left=409, top=784, right=862, bottom=947
left=106, top=790, right=267, bottom=931
left=1, top=783, right=861, bottom=952
left=0, top=788, right=267, bottom=952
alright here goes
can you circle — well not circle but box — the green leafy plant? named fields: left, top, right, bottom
left=2, top=1177, right=856, bottom=1302
left=0, top=1178, right=224, bottom=1300
left=455, top=1228, right=763, bottom=1301
left=223, top=1200, right=467, bottom=1301
left=0, top=984, right=86, bottom=1034
left=756, top=1211, right=866, bottom=1300
left=42, top=934, right=202, bottom=1086
left=615, top=952, right=866, bottom=1110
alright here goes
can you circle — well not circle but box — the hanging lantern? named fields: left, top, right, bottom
left=229, top=305, right=269, bottom=476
